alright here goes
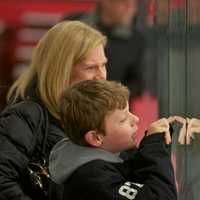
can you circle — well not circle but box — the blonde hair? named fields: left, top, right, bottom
left=60, top=80, right=129, bottom=145
left=7, top=21, right=107, bottom=119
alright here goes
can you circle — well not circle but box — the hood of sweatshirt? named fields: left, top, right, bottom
left=49, top=138, right=123, bottom=184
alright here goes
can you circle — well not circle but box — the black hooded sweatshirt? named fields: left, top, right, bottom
left=49, top=133, right=177, bottom=200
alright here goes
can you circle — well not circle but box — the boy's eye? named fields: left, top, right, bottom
left=120, top=117, right=127, bottom=123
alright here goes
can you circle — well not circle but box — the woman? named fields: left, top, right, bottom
left=0, top=21, right=107, bottom=200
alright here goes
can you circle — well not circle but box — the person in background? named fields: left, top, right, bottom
left=49, top=79, right=177, bottom=200
left=0, top=21, right=107, bottom=200
left=64, top=0, right=146, bottom=98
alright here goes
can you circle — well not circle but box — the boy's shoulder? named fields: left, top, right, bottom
left=49, top=140, right=123, bottom=184
left=68, top=159, right=126, bottom=185
left=70, top=158, right=132, bottom=185
left=75, top=159, right=119, bottom=174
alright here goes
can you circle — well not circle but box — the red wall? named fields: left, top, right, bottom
left=0, top=1, right=96, bottom=27
left=0, top=1, right=96, bottom=109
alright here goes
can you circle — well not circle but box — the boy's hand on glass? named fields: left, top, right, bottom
left=175, top=116, right=187, bottom=144
left=146, top=117, right=175, bottom=145
left=176, top=116, right=200, bottom=144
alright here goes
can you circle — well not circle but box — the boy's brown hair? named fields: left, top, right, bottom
left=60, top=80, right=129, bottom=145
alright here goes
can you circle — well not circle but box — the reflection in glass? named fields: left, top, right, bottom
left=155, top=0, right=200, bottom=199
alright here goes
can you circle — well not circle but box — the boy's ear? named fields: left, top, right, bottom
left=84, top=130, right=103, bottom=147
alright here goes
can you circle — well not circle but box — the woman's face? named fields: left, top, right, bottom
left=70, top=45, right=107, bottom=84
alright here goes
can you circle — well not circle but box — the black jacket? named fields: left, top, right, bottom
left=0, top=99, right=64, bottom=200
left=49, top=134, right=177, bottom=200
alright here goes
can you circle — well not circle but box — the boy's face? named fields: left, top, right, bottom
left=99, top=103, right=139, bottom=153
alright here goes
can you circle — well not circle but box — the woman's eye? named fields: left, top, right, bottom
left=85, top=66, right=95, bottom=70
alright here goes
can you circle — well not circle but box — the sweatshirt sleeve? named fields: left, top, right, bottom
left=126, top=133, right=177, bottom=199
left=66, top=133, right=177, bottom=200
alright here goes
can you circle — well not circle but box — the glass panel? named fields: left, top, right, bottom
left=156, top=1, right=191, bottom=200
left=185, top=0, right=200, bottom=199
left=156, top=0, right=200, bottom=199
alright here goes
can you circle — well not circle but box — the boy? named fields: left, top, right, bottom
left=49, top=80, right=177, bottom=200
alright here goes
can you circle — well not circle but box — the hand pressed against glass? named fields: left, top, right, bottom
left=175, top=116, right=200, bottom=144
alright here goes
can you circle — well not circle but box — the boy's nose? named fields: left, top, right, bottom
left=133, top=114, right=139, bottom=124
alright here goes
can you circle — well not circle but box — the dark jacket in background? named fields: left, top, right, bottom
left=49, top=134, right=177, bottom=200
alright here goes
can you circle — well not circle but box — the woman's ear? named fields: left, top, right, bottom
left=84, top=130, right=103, bottom=147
